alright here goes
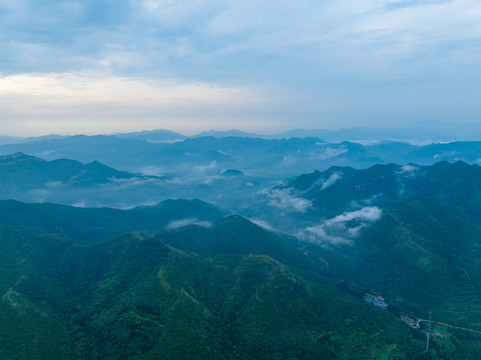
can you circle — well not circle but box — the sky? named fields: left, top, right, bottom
left=1, top=0, right=481, bottom=135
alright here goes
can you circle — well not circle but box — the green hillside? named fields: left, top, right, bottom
left=285, top=160, right=481, bottom=218
left=0, top=205, right=425, bottom=359
left=297, top=162, right=481, bottom=358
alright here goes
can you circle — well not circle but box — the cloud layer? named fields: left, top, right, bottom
left=0, top=72, right=274, bottom=135
left=1, top=0, right=481, bottom=134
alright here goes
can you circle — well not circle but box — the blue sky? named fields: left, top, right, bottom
left=0, top=0, right=480, bottom=135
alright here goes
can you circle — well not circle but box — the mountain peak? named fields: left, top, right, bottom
left=222, top=169, right=244, bottom=176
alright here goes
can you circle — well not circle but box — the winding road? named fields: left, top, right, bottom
left=413, top=319, right=481, bottom=351
left=416, top=319, right=481, bottom=335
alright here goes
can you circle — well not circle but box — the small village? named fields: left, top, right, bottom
left=363, top=293, right=388, bottom=310
left=399, top=314, right=446, bottom=338
left=363, top=294, right=447, bottom=340
left=400, top=315, right=418, bottom=329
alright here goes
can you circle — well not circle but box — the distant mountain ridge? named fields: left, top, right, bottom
left=3, top=132, right=481, bottom=182
left=0, top=152, right=166, bottom=206
left=0, top=152, right=141, bottom=185
left=0, top=136, right=383, bottom=178
left=0, top=198, right=226, bottom=244
left=114, top=129, right=187, bottom=142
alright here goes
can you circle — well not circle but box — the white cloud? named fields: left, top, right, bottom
left=28, top=189, right=51, bottom=202
left=397, top=164, right=420, bottom=178
left=321, top=172, right=342, bottom=190
left=399, top=164, right=418, bottom=173
left=327, top=206, right=382, bottom=223
left=300, top=226, right=353, bottom=246
left=107, top=177, right=163, bottom=188
left=433, top=151, right=457, bottom=159
left=264, top=188, right=312, bottom=213
left=301, top=171, right=343, bottom=195
left=140, top=166, right=169, bottom=177
left=166, top=218, right=212, bottom=229
left=45, top=181, right=65, bottom=188
left=316, top=147, right=348, bottom=160
left=71, top=201, right=87, bottom=208
left=192, top=161, right=218, bottom=174
left=248, top=218, right=279, bottom=232
left=299, top=206, right=382, bottom=246
left=0, top=73, right=262, bottom=111
left=0, top=72, right=278, bottom=136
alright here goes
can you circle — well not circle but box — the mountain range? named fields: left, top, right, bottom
left=273, top=161, right=481, bottom=335
left=3, top=132, right=481, bottom=182
left=6, top=120, right=481, bottom=144
left=3, top=128, right=481, bottom=358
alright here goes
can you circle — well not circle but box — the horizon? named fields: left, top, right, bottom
left=3, top=119, right=481, bottom=139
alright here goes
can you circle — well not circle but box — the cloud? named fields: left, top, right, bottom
left=0, top=73, right=252, bottom=107
left=71, top=201, right=88, bottom=208
left=144, top=161, right=224, bottom=185
left=139, top=166, right=168, bottom=177
left=0, top=72, right=278, bottom=135
left=263, top=188, right=312, bottom=213
left=45, top=181, right=65, bottom=188
left=192, top=161, right=219, bottom=174
left=299, top=206, right=382, bottom=246
left=397, top=164, right=420, bottom=178
left=166, top=218, right=212, bottom=229
left=301, top=171, right=343, bottom=195
left=327, top=206, right=382, bottom=223
left=28, top=189, right=51, bottom=202
left=433, top=151, right=457, bottom=159
left=2, top=0, right=481, bottom=132
left=117, top=201, right=162, bottom=210
left=321, top=172, right=342, bottom=190
left=300, top=226, right=353, bottom=246
left=399, top=164, right=418, bottom=173
left=247, top=218, right=279, bottom=232
left=107, top=177, right=164, bottom=189
left=6, top=0, right=477, bottom=81
left=315, top=147, right=348, bottom=160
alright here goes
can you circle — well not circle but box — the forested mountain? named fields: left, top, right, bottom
left=0, top=204, right=425, bottom=359
left=282, top=161, right=481, bottom=217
